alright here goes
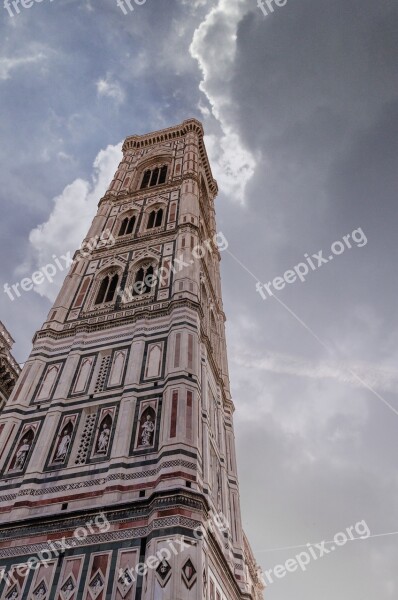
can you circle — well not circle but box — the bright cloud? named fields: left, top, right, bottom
left=96, top=76, right=126, bottom=104
left=190, top=0, right=256, bottom=202
left=0, top=53, right=45, bottom=81
left=26, top=142, right=122, bottom=301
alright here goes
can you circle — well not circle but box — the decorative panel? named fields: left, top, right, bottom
left=82, top=552, right=111, bottom=600
left=55, top=555, right=84, bottom=600
left=71, top=356, right=96, bottom=396
left=34, top=363, right=63, bottom=402
left=113, top=549, right=140, bottom=600
left=107, top=349, right=128, bottom=388
left=28, top=560, right=57, bottom=600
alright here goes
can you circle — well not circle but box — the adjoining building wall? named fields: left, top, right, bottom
left=0, top=321, right=20, bottom=411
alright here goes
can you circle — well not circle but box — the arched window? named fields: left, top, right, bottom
left=140, top=169, right=151, bottom=189
left=119, top=218, right=128, bottom=236
left=126, top=216, right=136, bottom=234
left=147, top=208, right=163, bottom=230
left=140, top=165, right=168, bottom=189
left=118, top=215, right=136, bottom=236
left=150, top=168, right=159, bottom=187
left=95, top=274, right=119, bottom=305
left=133, top=264, right=155, bottom=296
left=159, top=165, right=168, bottom=185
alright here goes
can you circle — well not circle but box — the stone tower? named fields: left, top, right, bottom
left=0, top=321, right=20, bottom=411
left=0, top=119, right=264, bottom=600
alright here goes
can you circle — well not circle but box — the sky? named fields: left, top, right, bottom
left=1, top=0, right=398, bottom=597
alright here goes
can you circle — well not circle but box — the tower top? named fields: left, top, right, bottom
left=122, top=118, right=218, bottom=196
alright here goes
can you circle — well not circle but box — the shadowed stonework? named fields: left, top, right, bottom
left=0, top=322, right=20, bottom=411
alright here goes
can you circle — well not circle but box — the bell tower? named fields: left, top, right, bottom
left=0, top=119, right=264, bottom=600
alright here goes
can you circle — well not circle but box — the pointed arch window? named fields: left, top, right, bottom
left=133, top=264, right=155, bottom=296
left=95, top=274, right=119, bottom=305
left=140, top=165, right=168, bottom=189
left=147, top=208, right=163, bottom=230
left=119, top=215, right=136, bottom=237
left=140, top=169, right=151, bottom=189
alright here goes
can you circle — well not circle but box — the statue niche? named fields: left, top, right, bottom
left=94, top=414, right=112, bottom=456
left=8, top=428, right=35, bottom=471
left=53, top=421, right=74, bottom=464
left=137, top=407, right=156, bottom=448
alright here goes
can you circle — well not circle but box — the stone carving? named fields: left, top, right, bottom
left=33, top=581, right=47, bottom=599
left=117, top=568, right=134, bottom=597
left=139, top=414, right=155, bottom=447
left=5, top=588, right=19, bottom=600
left=95, top=422, right=110, bottom=454
left=155, top=559, right=171, bottom=587
left=182, top=559, right=197, bottom=589
left=88, top=573, right=104, bottom=600
left=15, top=438, right=30, bottom=470
left=54, top=428, right=71, bottom=463
left=60, top=577, right=75, bottom=600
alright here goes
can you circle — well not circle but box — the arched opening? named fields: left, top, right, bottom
left=147, top=208, right=163, bottom=230
left=95, top=276, right=109, bottom=305
left=119, top=215, right=136, bottom=236
left=133, top=264, right=155, bottom=296
left=140, top=169, right=151, bottom=189
left=118, top=218, right=128, bottom=237
left=139, top=165, right=168, bottom=190
left=126, top=215, right=136, bottom=235
left=95, top=273, right=119, bottom=305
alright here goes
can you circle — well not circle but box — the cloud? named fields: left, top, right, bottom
left=190, top=0, right=256, bottom=202
left=0, top=53, right=45, bottom=81
left=25, top=142, right=122, bottom=301
left=96, top=75, right=126, bottom=104
left=234, top=349, right=398, bottom=395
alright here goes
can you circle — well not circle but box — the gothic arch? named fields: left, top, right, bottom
left=119, top=253, right=159, bottom=304
left=145, top=343, right=162, bottom=378
left=142, top=202, right=167, bottom=231
left=116, top=209, right=139, bottom=237
left=88, top=264, right=123, bottom=309
left=36, top=363, right=60, bottom=401
left=131, top=152, right=173, bottom=191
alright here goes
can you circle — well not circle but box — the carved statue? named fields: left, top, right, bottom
left=15, top=438, right=30, bottom=470
left=96, top=423, right=111, bottom=454
left=140, top=414, right=155, bottom=446
left=55, top=429, right=71, bottom=462
left=34, top=586, right=46, bottom=599
left=61, top=580, right=74, bottom=600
